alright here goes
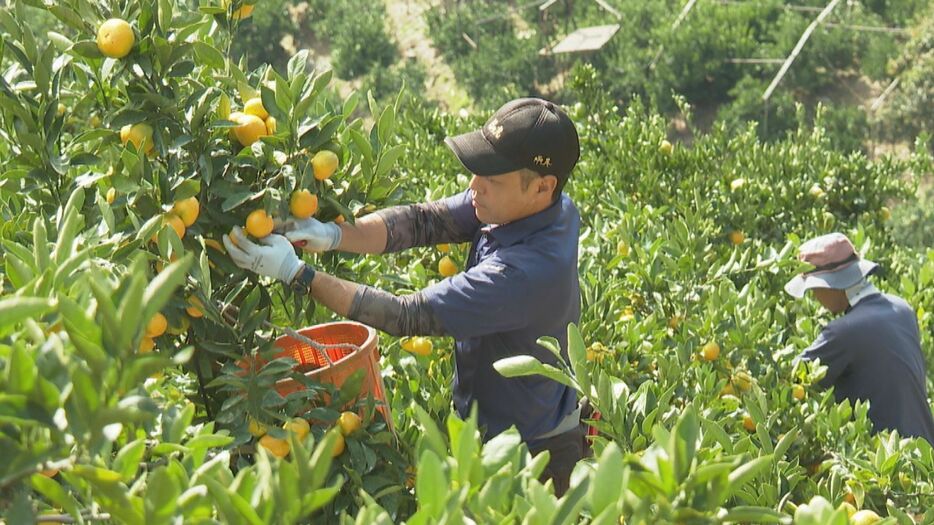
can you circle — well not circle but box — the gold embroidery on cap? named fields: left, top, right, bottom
left=486, top=118, right=504, bottom=140
left=533, top=155, right=552, bottom=167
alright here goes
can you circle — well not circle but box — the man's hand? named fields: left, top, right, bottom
left=275, top=217, right=342, bottom=252
left=223, top=227, right=305, bottom=283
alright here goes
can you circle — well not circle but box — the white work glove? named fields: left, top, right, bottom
left=223, top=227, right=304, bottom=283
left=276, top=217, right=342, bottom=252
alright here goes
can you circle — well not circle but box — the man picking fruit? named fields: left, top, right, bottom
left=785, top=232, right=934, bottom=444
left=223, top=98, right=585, bottom=495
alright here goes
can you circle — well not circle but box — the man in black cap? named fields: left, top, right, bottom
left=224, top=98, right=586, bottom=494
left=785, top=232, right=934, bottom=444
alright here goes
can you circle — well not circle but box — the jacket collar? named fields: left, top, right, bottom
left=483, top=194, right=567, bottom=248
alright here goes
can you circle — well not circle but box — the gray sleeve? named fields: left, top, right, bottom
left=374, top=201, right=476, bottom=253
left=799, top=323, right=850, bottom=388
left=346, top=285, right=447, bottom=337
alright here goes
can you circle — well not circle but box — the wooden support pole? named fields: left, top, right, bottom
left=762, top=0, right=841, bottom=102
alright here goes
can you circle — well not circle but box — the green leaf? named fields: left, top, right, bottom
left=721, top=506, right=790, bottom=524
left=30, top=474, right=82, bottom=520
left=144, top=466, right=180, bottom=525
left=0, top=297, right=53, bottom=333
left=112, top=439, right=147, bottom=482
left=493, top=355, right=577, bottom=389
left=415, top=450, right=446, bottom=519
left=727, top=454, right=772, bottom=496
left=141, top=254, right=193, bottom=330
left=589, top=443, right=624, bottom=516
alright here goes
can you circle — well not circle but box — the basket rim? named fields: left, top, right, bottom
left=273, top=320, right=378, bottom=381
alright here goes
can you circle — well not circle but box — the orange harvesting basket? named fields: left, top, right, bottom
left=267, top=321, right=391, bottom=430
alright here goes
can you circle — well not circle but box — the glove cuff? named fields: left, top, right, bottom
left=326, top=222, right=343, bottom=250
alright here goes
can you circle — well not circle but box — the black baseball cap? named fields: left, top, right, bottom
left=445, top=98, right=580, bottom=182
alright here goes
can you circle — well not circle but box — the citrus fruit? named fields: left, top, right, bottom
left=259, top=434, right=290, bottom=458
left=120, top=123, right=154, bottom=155
left=438, top=256, right=457, bottom=277
left=245, top=209, right=274, bottom=238
left=165, top=214, right=186, bottom=240
left=232, top=113, right=267, bottom=147
left=720, top=383, right=735, bottom=397
left=733, top=371, right=754, bottom=392
left=265, top=116, right=277, bottom=134
left=792, top=384, right=806, bottom=401
left=408, top=337, right=432, bottom=356
left=106, top=187, right=116, bottom=204
left=742, top=414, right=756, bottom=432
left=146, top=313, right=167, bottom=338
left=334, top=214, right=345, bottom=224
left=172, top=197, right=200, bottom=227
left=243, top=97, right=268, bottom=120
left=850, top=510, right=881, bottom=525
left=283, top=418, right=310, bottom=440
left=809, top=184, right=825, bottom=199
left=658, top=139, right=673, bottom=155
left=728, top=230, right=745, bottom=245
left=837, top=502, right=857, bottom=518
left=338, top=411, right=362, bottom=436
left=436, top=243, right=450, bottom=253
left=186, top=296, right=204, bottom=318
left=248, top=418, right=267, bottom=437
left=139, top=336, right=155, bottom=353
left=332, top=432, right=345, bottom=457
left=290, top=190, right=318, bottom=219
left=701, top=341, right=720, bottom=361
left=312, top=150, right=339, bottom=181
left=96, top=18, right=135, bottom=59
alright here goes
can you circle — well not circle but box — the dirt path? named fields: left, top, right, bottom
left=384, top=0, right=472, bottom=112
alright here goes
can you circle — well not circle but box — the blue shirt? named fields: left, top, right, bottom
left=800, top=293, right=934, bottom=445
left=421, top=190, right=581, bottom=442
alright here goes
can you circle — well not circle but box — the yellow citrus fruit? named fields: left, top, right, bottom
left=312, top=150, right=339, bottom=181
left=742, top=414, right=756, bottom=432
left=334, top=214, right=345, bottom=224
left=658, top=139, right=673, bottom=155
left=120, top=123, right=154, bottom=154
left=809, top=184, right=825, bottom=199
left=166, top=315, right=190, bottom=336
left=245, top=209, right=274, bottom=238
left=290, top=190, right=318, bottom=219
left=106, top=187, right=116, bottom=204
left=248, top=418, right=267, bottom=437
left=332, top=432, right=346, bottom=457
left=146, top=313, right=168, bottom=338
left=436, top=243, right=450, bottom=253
left=792, top=384, right=806, bottom=401
left=139, top=336, right=155, bottom=354
left=338, top=411, right=363, bottom=436
left=720, top=383, right=735, bottom=397
left=265, top=116, right=277, bottom=134
left=259, top=434, right=290, bottom=458
left=701, top=341, right=720, bottom=361
left=186, top=296, right=204, bottom=318
left=227, top=111, right=244, bottom=140
left=850, top=510, right=881, bottom=525
left=284, top=418, right=310, bottom=440
left=243, top=97, right=268, bottom=120
left=837, top=502, right=857, bottom=518
left=733, top=371, right=754, bottom=392
left=222, top=0, right=255, bottom=21
left=728, top=230, right=745, bottom=245
left=438, top=256, right=458, bottom=277
left=410, top=337, right=433, bottom=357
left=668, top=314, right=682, bottom=329
left=232, top=113, right=267, bottom=147
left=164, top=214, right=186, bottom=240
left=172, top=197, right=200, bottom=227
left=96, top=18, right=135, bottom=59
